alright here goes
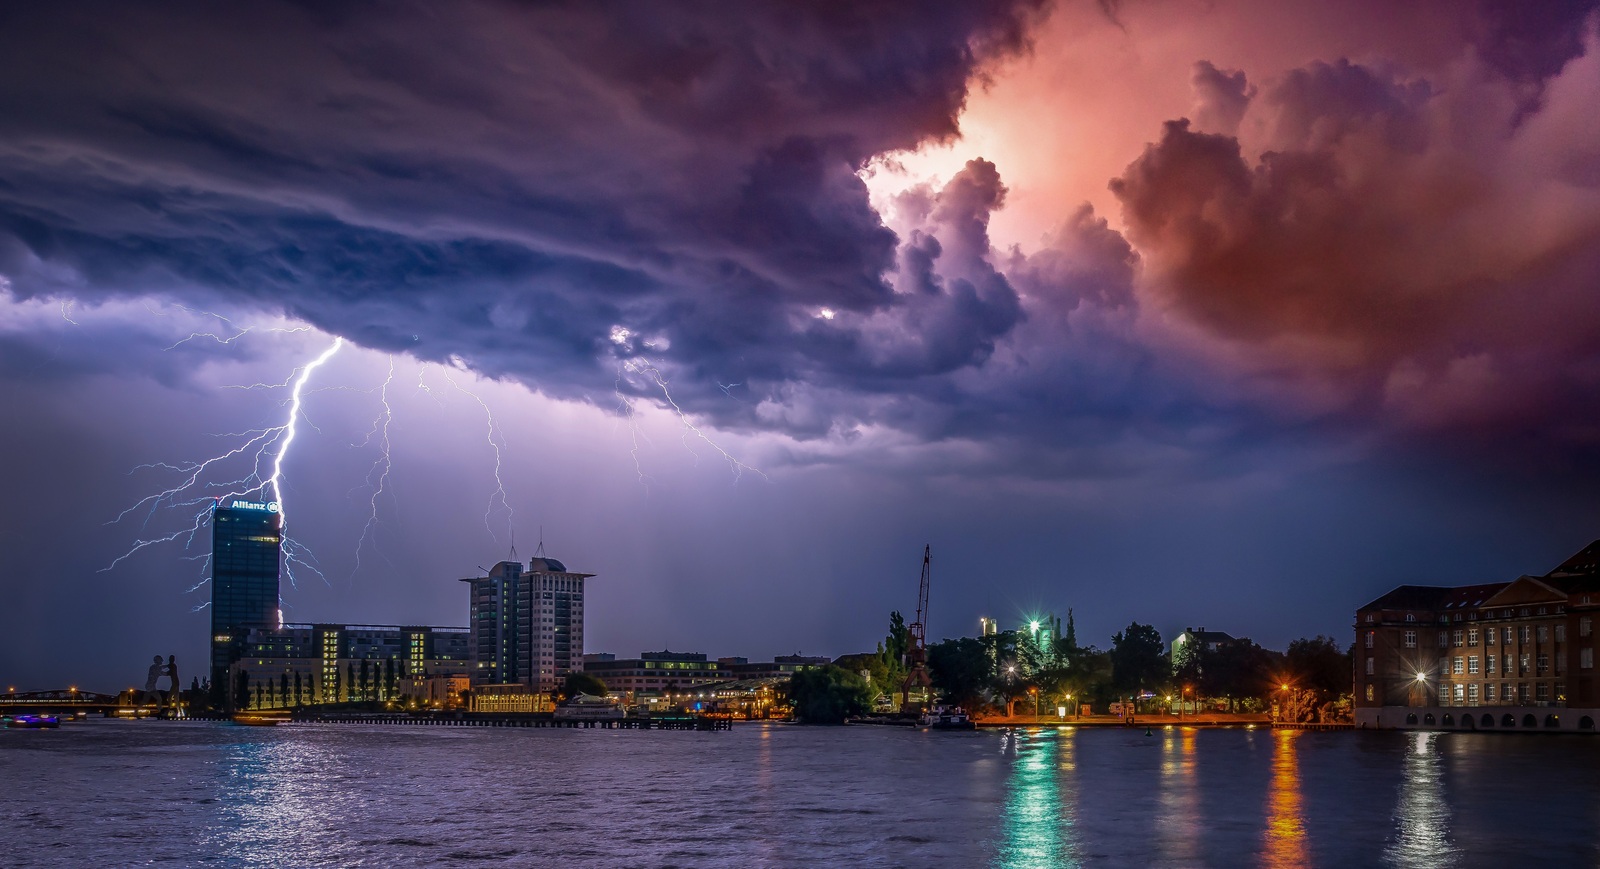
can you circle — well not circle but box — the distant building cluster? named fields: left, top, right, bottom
left=1356, top=540, right=1600, bottom=732
left=204, top=498, right=826, bottom=714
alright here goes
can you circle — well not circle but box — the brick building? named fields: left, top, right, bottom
left=1355, top=540, right=1600, bottom=731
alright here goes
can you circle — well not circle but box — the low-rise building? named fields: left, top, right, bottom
left=226, top=622, right=469, bottom=708
left=1355, top=540, right=1600, bottom=732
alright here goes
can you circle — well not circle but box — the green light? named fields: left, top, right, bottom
left=1029, top=620, right=1040, bottom=633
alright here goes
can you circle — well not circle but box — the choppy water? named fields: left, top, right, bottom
left=3, top=720, right=1599, bottom=867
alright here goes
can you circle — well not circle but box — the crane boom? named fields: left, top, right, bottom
left=901, top=544, right=933, bottom=708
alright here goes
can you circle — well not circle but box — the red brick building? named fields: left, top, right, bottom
left=1354, top=541, right=1600, bottom=732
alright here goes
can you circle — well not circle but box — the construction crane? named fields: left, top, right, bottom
left=901, top=544, right=932, bottom=709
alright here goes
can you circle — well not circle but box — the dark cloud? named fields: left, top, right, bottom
left=0, top=0, right=1060, bottom=436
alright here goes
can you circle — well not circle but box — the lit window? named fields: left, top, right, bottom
left=1488, top=655, right=1497, bottom=674
left=1365, top=631, right=1374, bottom=649
left=1453, top=657, right=1463, bottom=675
left=1468, top=683, right=1479, bottom=704
left=1468, top=656, right=1479, bottom=674
left=1486, top=684, right=1497, bottom=702
left=1453, top=684, right=1464, bottom=703
left=1468, top=629, right=1479, bottom=646
left=1404, top=630, right=1417, bottom=648
left=1365, top=684, right=1375, bottom=702
left=1453, top=630, right=1464, bottom=647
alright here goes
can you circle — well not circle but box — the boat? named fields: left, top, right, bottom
left=919, top=705, right=975, bottom=731
left=553, top=693, right=626, bottom=721
left=5, top=714, right=61, bottom=729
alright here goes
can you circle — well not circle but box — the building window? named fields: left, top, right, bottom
left=1365, top=631, right=1374, bottom=649
left=1538, top=626, right=1550, bottom=643
left=1468, top=683, right=1479, bottom=704
left=1538, top=607, right=1548, bottom=616
left=1453, top=657, right=1464, bottom=675
left=1537, top=683, right=1550, bottom=702
left=1584, top=617, right=1594, bottom=638
left=1453, top=684, right=1464, bottom=703
left=1365, top=684, right=1374, bottom=702
left=1453, top=630, right=1464, bottom=647
left=1583, top=648, right=1594, bottom=670
left=1404, top=630, right=1417, bottom=648
left=1556, top=625, right=1567, bottom=643
left=1468, top=656, right=1479, bottom=674
left=1521, top=653, right=1531, bottom=674
left=1505, top=627, right=1515, bottom=644
left=1439, top=656, right=1450, bottom=674
left=1365, top=657, right=1374, bottom=675
left=1537, top=654, right=1549, bottom=675
left=1486, top=628, right=1497, bottom=646
left=1520, top=626, right=1532, bottom=644
left=1405, top=614, right=1416, bottom=622
left=1439, top=633, right=1449, bottom=648
left=1365, top=614, right=1375, bottom=624
left=1468, top=629, right=1479, bottom=647
left=1487, top=655, right=1497, bottom=674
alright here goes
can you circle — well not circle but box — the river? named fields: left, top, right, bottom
left=3, top=720, right=1598, bottom=867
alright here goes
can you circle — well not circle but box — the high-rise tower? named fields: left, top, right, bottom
left=209, top=497, right=282, bottom=693
left=462, top=555, right=594, bottom=691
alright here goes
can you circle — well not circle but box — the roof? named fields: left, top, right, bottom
left=1548, top=539, right=1600, bottom=577
left=527, top=556, right=568, bottom=573
left=1356, top=583, right=1508, bottom=612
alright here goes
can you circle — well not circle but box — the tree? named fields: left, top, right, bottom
left=1110, top=622, right=1167, bottom=709
left=886, top=610, right=909, bottom=666
left=234, top=669, right=250, bottom=712
left=331, top=665, right=342, bottom=704
left=928, top=637, right=994, bottom=709
left=1286, top=636, right=1352, bottom=699
left=1063, top=608, right=1078, bottom=653
left=293, top=672, right=303, bottom=708
left=788, top=665, right=874, bottom=724
left=563, top=672, right=608, bottom=698
left=279, top=673, right=289, bottom=709
left=1203, top=639, right=1274, bottom=712
left=359, top=659, right=371, bottom=702
left=385, top=657, right=398, bottom=700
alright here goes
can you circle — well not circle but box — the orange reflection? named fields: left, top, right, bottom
left=1264, top=729, right=1308, bottom=868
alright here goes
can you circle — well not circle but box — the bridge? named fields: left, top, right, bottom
left=1, top=688, right=125, bottom=715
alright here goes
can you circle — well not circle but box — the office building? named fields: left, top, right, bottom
left=1355, top=540, right=1600, bottom=732
left=209, top=497, right=282, bottom=691
left=226, top=622, right=469, bottom=709
left=462, top=555, right=594, bottom=691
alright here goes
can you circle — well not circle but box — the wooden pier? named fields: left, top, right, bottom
left=185, top=712, right=732, bottom=731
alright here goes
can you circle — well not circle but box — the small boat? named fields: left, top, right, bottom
left=553, top=693, right=626, bottom=721
left=6, top=714, right=61, bottom=729
left=919, top=705, right=975, bottom=731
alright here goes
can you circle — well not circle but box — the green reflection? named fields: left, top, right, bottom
left=995, top=729, right=1078, bottom=869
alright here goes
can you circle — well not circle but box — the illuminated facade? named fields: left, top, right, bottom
left=227, top=623, right=469, bottom=708
left=462, top=555, right=594, bottom=691
left=1355, top=540, right=1600, bottom=731
left=209, top=498, right=282, bottom=692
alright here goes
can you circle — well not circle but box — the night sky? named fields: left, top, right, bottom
left=5, top=1, right=1600, bottom=691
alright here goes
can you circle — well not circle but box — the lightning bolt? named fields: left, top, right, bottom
left=443, top=366, right=514, bottom=543
left=353, top=356, right=396, bottom=572
left=622, top=355, right=766, bottom=483
left=102, top=337, right=346, bottom=596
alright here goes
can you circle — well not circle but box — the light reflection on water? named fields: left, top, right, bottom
left=1385, top=730, right=1458, bottom=868
left=995, top=728, right=1077, bottom=868
left=1263, top=729, right=1308, bottom=869
left=8, top=720, right=1600, bottom=866
left=1158, top=726, right=1200, bottom=864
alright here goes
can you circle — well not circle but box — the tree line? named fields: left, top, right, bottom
left=790, top=611, right=1353, bottom=723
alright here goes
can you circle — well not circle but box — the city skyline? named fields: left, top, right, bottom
left=7, top=1, right=1600, bottom=690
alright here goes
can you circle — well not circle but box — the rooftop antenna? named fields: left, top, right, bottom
left=508, top=530, right=518, bottom=563
left=535, top=526, right=546, bottom=558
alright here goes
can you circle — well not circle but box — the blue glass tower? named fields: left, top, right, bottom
left=209, top=498, right=282, bottom=695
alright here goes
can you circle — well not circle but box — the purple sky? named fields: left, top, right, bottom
left=5, top=0, right=1600, bottom=690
